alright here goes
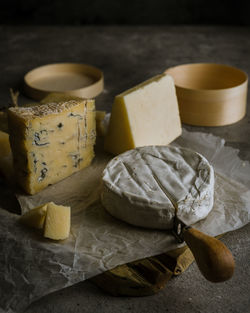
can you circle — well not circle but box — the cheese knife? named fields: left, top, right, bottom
left=172, top=215, right=235, bottom=282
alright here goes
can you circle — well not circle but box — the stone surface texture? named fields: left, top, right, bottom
left=0, top=26, right=249, bottom=313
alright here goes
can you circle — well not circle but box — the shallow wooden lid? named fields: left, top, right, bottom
left=165, top=63, right=248, bottom=126
left=23, top=63, right=104, bottom=101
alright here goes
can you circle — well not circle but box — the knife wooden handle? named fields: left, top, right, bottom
left=183, top=227, right=235, bottom=282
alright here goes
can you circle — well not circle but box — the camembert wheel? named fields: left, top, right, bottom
left=101, top=146, right=214, bottom=229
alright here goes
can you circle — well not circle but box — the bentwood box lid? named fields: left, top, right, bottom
left=23, top=63, right=104, bottom=101
left=165, top=63, right=248, bottom=126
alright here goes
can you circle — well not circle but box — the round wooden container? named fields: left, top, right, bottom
left=165, top=63, right=248, bottom=126
left=23, top=63, right=104, bottom=101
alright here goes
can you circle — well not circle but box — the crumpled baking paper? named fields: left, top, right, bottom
left=0, top=129, right=250, bottom=313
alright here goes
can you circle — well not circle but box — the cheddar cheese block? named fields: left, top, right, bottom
left=104, top=74, right=182, bottom=155
left=44, top=202, right=71, bottom=240
left=8, top=99, right=96, bottom=194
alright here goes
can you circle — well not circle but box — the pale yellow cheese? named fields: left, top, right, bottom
left=8, top=99, right=96, bottom=194
left=0, top=111, right=8, bottom=133
left=0, top=153, right=14, bottom=182
left=44, top=202, right=71, bottom=240
left=0, top=130, right=11, bottom=157
left=0, top=106, right=39, bottom=134
left=104, top=73, right=182, bottom=155
left=95, top=110, right=107, bottom=136
left=0, top=130, right=14, bottom=182
left=19, top=203, right=48, bottom=229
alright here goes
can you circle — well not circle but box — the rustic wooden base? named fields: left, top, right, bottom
left=91, top=245, right=194, bottom=296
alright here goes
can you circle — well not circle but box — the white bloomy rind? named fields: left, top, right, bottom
left=102, top=146, right=214, bottom=229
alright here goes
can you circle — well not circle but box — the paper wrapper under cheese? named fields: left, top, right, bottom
left=0, top=129, right=250, bottom=313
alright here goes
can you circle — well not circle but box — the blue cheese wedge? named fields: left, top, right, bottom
left=8, top=99, right=96, bottom=194
left=102, top=146, right=214, bottom=229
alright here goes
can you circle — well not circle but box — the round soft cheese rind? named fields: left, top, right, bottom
left=101, top=146, right=214, bottom=229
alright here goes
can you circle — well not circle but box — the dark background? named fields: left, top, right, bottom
left=1, top=0, right=250, bottom=25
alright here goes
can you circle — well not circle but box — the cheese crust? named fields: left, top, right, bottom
left=102, top=146, right=214, bottom=229
left=8, top=99, right=96, bottom=194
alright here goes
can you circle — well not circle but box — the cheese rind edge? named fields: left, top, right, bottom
left=8, top=99, right=96, bottom=194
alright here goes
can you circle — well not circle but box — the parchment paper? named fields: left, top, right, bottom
left=0, top=129, right=250, bottom=313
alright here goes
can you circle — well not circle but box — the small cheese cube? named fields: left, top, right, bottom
left=8, top=99, right=96, bottom=194
left=44, top=202, right=71, bottom=240
left=104, top=74, right=182, bottom=155
left=19, top=203, right=48, bottom=229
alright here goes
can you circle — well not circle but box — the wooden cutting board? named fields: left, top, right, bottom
left=91, top=232, right=225, bottom=296
left=91, top=245, right=194, bottom=296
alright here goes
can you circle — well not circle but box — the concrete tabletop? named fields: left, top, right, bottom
left=0, top=25, right=250, bottom=313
